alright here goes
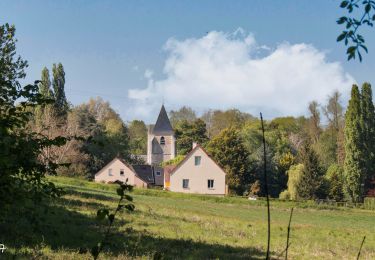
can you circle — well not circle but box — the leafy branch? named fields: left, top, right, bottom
left=91, top=181, right=135, bottom=260
left=337, top=0, right=375, bottom=61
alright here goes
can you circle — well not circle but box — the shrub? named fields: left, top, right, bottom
left=364, top=197, right=375, bottom=210
left=279, top=190, right=290, bottom=200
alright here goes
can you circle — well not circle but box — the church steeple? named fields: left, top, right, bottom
left=153, top=105, right=173, bottom=134
left=147, top=105, right=176, bottom=165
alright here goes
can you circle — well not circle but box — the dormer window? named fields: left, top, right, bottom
left=160, top=136, right=165, bottom=145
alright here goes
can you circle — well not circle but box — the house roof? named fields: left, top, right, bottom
left=152, top=105, right=173, bottom=134
left=168, top=144, right=227, bottom=176
left=132, top=164, right=154, bottom=183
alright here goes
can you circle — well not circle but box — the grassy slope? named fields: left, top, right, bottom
left=2, top=176, right=374, bottom=259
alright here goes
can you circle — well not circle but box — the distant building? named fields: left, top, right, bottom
left=95, top=105, right=227, bottom=195
left=164, top=144, right=227, bottom=195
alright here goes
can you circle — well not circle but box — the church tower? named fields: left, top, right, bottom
left=147, top=105, right=176, bottom=165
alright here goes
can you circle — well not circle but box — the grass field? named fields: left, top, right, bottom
left=1, top=176, right=374, bottom=259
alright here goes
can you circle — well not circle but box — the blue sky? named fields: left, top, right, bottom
left=1, top=0, right=374, bottom=123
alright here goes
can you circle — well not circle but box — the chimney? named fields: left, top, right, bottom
left=192, top=142, right=198, bottom=149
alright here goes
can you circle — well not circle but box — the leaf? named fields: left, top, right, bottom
left=108, top=214, right=115, bottom=223
left=116, top=187, right=124, bottom=196
left=337, top=32, right=347, bottom=42
left=97, top=209, right=109, bottom=220
left=125, top=204, right=135, bottom=211
left=337, top=16, right=347, bottom=24
left=340, top=1, right=349, bottom=8
left=124, top=194, right=133, bottom=201
left=365, top=3, right=371, bottom=13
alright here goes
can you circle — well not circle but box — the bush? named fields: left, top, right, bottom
left=364, top=197, right=375, bottom=210
left=279, top=190, right=290, bottom=200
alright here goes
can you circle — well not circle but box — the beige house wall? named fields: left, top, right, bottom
left=94, top=158, right=147, bottom=188
left=169, top=148, right=226, bottom=195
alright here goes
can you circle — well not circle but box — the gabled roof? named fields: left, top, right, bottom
left=168, top=144, right=227, bottom=176
left=152, top=105, right=173, bottom=134
left=132, top=165, right=154, bottom=183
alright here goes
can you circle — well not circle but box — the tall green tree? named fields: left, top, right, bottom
left=360, top=83, right=375, bottom=190
left=344, top=85, right=366, bottom=202
left=206, top=127, right=250, bottom=194
left=169, top=106, right=196, bottom=127
left=297, top=141, right=325, bottom=199
left=52, top=63, right=68, bottom=117
left=39, top=67, right=53, bottom=98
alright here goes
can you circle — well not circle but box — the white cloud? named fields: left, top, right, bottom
left=128, top=29, right=355, bottom=120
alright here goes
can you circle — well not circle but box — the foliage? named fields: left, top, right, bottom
left=297, top=142, right=325, bottom=199
left=360, top=83, right=375, bottom=190
left=169, top=106, right=196, bottom=127
left=325, top=163, right=345, bottom=201
left=128, top=120, right=147, bottom=155
left=175, top=119, right=208, bottom=155
left=337, top=0, right=375, bottom=61
left=344, top=85, right=366, bottom=202
left=161, top=155, right=185, bottom=167
left=52, top=63, right=69, bottom=118
left=91, top=181, right=134, bottom=260
left=282, top=164, right=304, bottom=200
left=0, top=23, right=64, bottom=212
left=364, top=197, right=375, bottom=210
left=206, top=127, right=250, bottom=194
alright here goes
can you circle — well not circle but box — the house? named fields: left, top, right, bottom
left=94, top=105, right=227, bottom=195
left=94, top=157, right=150, bottom=188
left=164, top=143, right=227, bottom=195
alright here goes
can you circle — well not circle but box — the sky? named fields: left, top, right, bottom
left=1, top=0, right=374, bottom=123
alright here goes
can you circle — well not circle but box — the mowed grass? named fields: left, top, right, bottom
left=2, top=176, right=374, bottom=259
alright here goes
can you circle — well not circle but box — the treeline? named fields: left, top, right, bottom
left=30, top=63, right=375, bottom=202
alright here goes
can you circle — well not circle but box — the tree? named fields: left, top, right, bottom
left=175, top=119, right=208, bottom=155
left=52, top=63, right=68, bottom=117
left=128, top=120, right=147, bottom=155
left=279, top=164, right=304, bottom=200
left=360, top=83, right=375, bottom=189
left=307, top=101, right=321, bottom=144
left=39, top=67, right=53, bottom=98
left=344, top=85, right=366, bottom=202
left=0, top=23, right=63, bottom=211
left=325, top=164, right=345, bottom=201
left=169, top=106, right=196, bottom=127
left=206, top=127, right=250, bottom=194
left=297, top=141, right=325, bottom=199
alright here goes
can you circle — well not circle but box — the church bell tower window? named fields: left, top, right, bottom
left=160, top=136, right=165, bottom=145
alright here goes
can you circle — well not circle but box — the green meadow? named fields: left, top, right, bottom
left=1, top=176, right=374, bottom=259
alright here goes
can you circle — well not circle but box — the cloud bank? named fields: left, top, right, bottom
left=128, top=29, right=355, bottom=120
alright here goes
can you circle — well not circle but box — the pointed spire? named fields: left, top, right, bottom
left=153, top=105, right=173, bottom=134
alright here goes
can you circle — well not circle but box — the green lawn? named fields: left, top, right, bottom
left=1, top=176, right=374, bottom=259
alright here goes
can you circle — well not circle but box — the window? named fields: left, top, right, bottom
left=120, top=169, right=124, bottom=176
left=208, top=179, right=214, bottom=189
left=160, top=136, right=165, bottom=145
left=195, top=156, right=201, bottom=166
left=108, top=169, right=113, bottom=176
left=182, top=179, right=189, bottom=189
left=156, top=171, right=161, bottom=176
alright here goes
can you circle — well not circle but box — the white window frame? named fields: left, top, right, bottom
left=194, top=156, right=201, bottom=166
left=208, top=179, right=214, bottom=189
left=182, top=179, right=189, bottom=189
left=156, top=171, right=161, bottom=176
left=108, top=168, right=113, bottom=176
left=120, top=169, right=125, bottom=176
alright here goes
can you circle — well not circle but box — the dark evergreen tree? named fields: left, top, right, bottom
left=297, top=140, right=325, bottom=199
left=344, top=85, right=366, bottom=202
left=360, top=83, right=375, bottom=190
left=52, top=63, right=68, bottom=117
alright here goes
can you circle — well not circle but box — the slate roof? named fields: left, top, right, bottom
left=152, top=105, right=174, bottom=135
left=132, top=164, right=154, bottom=184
